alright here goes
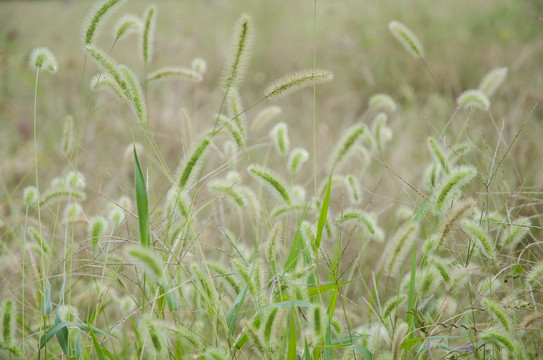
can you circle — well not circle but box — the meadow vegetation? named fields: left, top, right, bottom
left=1, top=0, right=543, bottom=359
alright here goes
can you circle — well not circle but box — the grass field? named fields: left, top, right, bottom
left=1, top=0, right=543, bottom=359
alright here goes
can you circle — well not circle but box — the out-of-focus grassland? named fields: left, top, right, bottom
left=1, top=1, right=543, bottom=357
left=2, top=1, right=542, bottom=205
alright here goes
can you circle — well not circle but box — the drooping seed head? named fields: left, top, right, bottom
left=478, top=67, right=508, bottom=97
left=23, top=186, right=38, bottom=207
left=368, top=93, right=397, bottom=112
left=264, top=69, right=333, bottom=99
left=287, top=147, right=309, bottom=175
left=140, top=5, right=157, bottom=63
left=457, top=89, right=490, bottom=111
left=29, top=47, right=58, bottom=73
left=388, top=20, right=424, bottom=58
left=82, top=0, right=127, bottom=45
left=113, top=13, right=142, bottom=40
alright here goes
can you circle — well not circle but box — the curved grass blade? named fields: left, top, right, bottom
left=134, top=144, right=150, bottom=247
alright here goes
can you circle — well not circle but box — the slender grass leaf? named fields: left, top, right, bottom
left=227, top=282, right=249, bottom=335
left=41, top=278, right=52, bottom=316
left=134, top=145, right=150, bottom=247
left=284, top=207, right=307, bottom=273
left=316, top=175, right=332, bottom=248
left=89, top=325, right=106, bottom=360
left=346, top=344, right=373, bottom=360
left=288, top=302, right=297, bottom=360
left=406, top=242, right=417, bottom=339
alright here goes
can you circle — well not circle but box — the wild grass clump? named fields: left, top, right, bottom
left=5, top=1, right=543, bottom=359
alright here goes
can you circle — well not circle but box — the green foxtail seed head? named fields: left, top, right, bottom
left=191, top=57, right=207, bottom=74
left=119, top=64, right=147, bottom=124
left=462, top=219, right=498, bottom=261
left=456, top=89, right=490, bottom=110
left=140, top=315, right=167, bottom=357
left=147, top=66, right=202, bottom=82
left=436, top=296, right=458, bottom=318
left=480, top=328, right=520, bottom=357
left=88, top=216, right=107, bottom=249
left=176, top=326, right=204, bottom=353
left=86, top=45, right=130, bottom=98
left=264, top=69, right=333, bottom=99
left=91, top=73, right=127, bottom=101
left=216, top=114, right=244, bottom=148
left=39, top=189, right=86, bottom=208
left=226, top=88, right=246, bottom=136
left=23, top=186, right=38, bottom=207
left=270, top=122, right=289, bottom=155
left=478, top=67, right=508, bottom=97
left=208, top=179, right=245, bottom=207
left=141, top=5, right=157, bottom=63
left=29, top=47, right=58, bottom=73
left=482, top=298, right=512, bottom=331
left=82, top=0, right=127, bottom=45
left=345, top=175, right=362, bottom=204
left=113, top=14, right=142, bottom=40
left=63, top=202, right=83, bottom=222
left=177, top=135, right=212, bottom=189
left=252, top=105, right=282, bottom=131
left=222, top=14, right=253, bottom=90
left=107, top=201, right=126, bottom=228
left=287, top=147, right=309, bottom=175
left=384, top=223, right=418, bottom=276
left=127, top=246, right=164, bottom=282
left=388, top=20, right=424, bottom=58
left=434, top=166, right=477, bottom=214
left=330, top=123, right=366, bottom=171
left=263, top=307, right=279, bottom=344
left=500, top=216, right=531, bottom=249
left=427, top=137, right=449, bottom=174
left=66, top=171, right=85, bottom=189
left=1, top=298, right=15, bottom=346
left=373, top=112, right=391, bottom=152
left=368, top=93, right=397, bottom=112
left=247, top=164, right=291, bottom=206
left=337, top=208, right=382, bottom=242
left=525, top=262, right=543, bottom=287
left=382, top=294, right=407, bottom=318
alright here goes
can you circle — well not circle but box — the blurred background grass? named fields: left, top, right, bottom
left=1, top=0, right=542, bottom=224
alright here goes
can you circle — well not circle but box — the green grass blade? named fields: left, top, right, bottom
left=133, top=144, right=150, bottom=247
left=227, top=282, right=250, bottom=335
left=406, top=242, right=417, bottom=333
left=346, top=344, right=373, bottom=359
left=41, top=278, right=52, bottom=316
left=316, top=174, right=332, bottom=249
left=288, top=302, right=297, bottom=360
left=89, top=325, right=106, bottom=360
left=284, top=207, right=308, bottom=273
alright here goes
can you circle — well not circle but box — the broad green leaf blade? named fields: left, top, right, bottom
left=316, top=174, right=332, bottom=248
left=288, top=302, right=297, bottom=360
left=75, top=330, right=82, bottom=359
left=306, top=281, right=352, bottom=298
left=227, top=282, right=249, bottom=335
left=346, top=344, right=373, bottom=359
left=303, top=337, right=312, bottom=360
left=40, top=321, right=68, bottom=349
left=284, top=207, right=307, bottom=273
left=324, top=288, right=339, bottom=360
left=134, top=145, right=150, bottom=247
left=40, top=322, right=114, bottom=349
left=55, top=311, right=69, bottom=355
left=41, top=278, right=52, bottom=316
left=89, top=326, right=106, bottom=360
